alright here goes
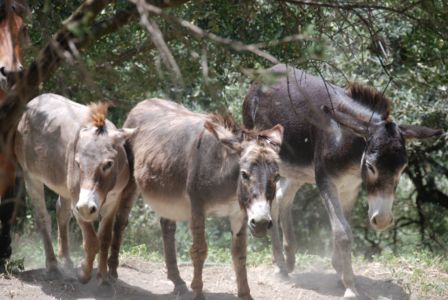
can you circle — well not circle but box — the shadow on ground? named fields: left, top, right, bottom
left=15, top=267, right=238, bottom=300
left=289, top=271, right=409, bottom=300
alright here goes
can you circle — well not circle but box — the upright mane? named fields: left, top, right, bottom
left=208, top=112, right=240, bottom=134
left=86, top=102, right=109, bottom=134
left=344, top=82, right=392, bottom=120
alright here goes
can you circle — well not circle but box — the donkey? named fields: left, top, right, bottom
left=0, top=0, right=28, bottom=267
left=243, top=64, right=443, bottom=297
left=106, top=99, right=283, bottom=300
left=14, top=94, right=135, bottom=284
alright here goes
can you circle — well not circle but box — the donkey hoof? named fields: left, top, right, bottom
left=343, top=288, right=357, bottom=298
left=286, top=258, right=295, bottom=273
left=274, top=267, right=289, bottom=280
left=193, top=291, right=206, bottom=300
left=45, top=267, right=61, bottom=280
left=108, top=268, right=118, bottom=280
left=173, top=283, right=189, bottom=295
left=239, top=295, right=254, bottom=300
left=77, top=268, right=92, bottom=284
left=97, top=276, right=111, bottom=287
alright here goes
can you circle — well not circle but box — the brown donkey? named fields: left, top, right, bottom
left=0, top=0, right=28, bottom=266
left=14, top=94, right=135, bottom=284
left=243, top=64, right=443, bottom=297
left=107, top=99, right=283, bottom=300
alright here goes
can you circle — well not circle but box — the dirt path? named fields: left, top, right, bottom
left=0, top=257, right=423, bottom=299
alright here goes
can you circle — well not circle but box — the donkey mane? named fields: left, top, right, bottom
left=86, top=102, right=109, bottom=134
left=345, top=82, right=392, bottom=120
left=0, top=0, right=30, bottom=20
left=208, top=113, right=240, bottom=134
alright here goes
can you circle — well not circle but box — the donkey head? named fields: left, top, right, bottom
left=0, top=0, right=29, bottom=91
left=323, top=104, right=443, bottom=231
left=205, top=116, right=284, bottom=237
left=73, top=103, right=135, bottom=222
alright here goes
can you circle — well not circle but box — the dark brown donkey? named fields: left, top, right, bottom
left=107, top=99, right=283, bottom=300
left=14, top=94, right=135, bottom=284
left=243, top=64, right=443, bottom=297
left=0, top=0, right=28, bottom=267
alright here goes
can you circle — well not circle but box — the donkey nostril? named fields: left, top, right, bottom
left=267, top=220, right=273, bottom=229
left=372, top=216, right=378, bottom=226
left=90, top=206, right=97, bottom=214
left=250, top=219, right=256, bottom=227
left=0, top=67, right=5, bottom=76
left=75, top=206, right=80, bottom=212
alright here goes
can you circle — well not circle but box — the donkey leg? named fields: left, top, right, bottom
left=316, top=176, right=357, bottom=298
left=160, top=218, right=187, bottom=295
left=97, top=207, right=117, bottom=286
left=230, top=213, right=253, bottom=300
left=108, top=179, right=138, bottom=279
left=333, top=186, right=360, bottom=278
left=278, top=180, right=301, bottom=273
left=190, top=212, right=207, bottom=300
left=56, top=196, right=73, bottom=268
left=25, top=175, right=58, bottom=273
left=0, top=189, right=15, bottom=266
left=77, top=220, right=99, bottom=284
left=269, top=197, right=288, bottom=276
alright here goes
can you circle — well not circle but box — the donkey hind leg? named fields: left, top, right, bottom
left=24, top=175, right=58, bottom=273
left=160, top=218, right=188, bottom=295
left=230, top=212, right=253, bottom=300
left=190, top=211, right=207, bottom=300
left=108, top=178, right=138, bottom=279
left=56, top=196, right=73, bottom=268
left=317, top=178, right=357, bottom=298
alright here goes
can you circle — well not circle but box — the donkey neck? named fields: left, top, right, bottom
left=322, top=123, right=366, bottom=176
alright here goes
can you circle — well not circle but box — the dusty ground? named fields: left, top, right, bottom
left=0, top=256, right=427, bottom=300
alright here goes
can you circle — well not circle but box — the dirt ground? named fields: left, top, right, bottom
left=0, top=257, right=429, bottom=300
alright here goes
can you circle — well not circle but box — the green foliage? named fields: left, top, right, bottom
left=10, top=0, right=448, bottom=277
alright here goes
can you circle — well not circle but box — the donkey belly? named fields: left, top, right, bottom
left=279, top=161, right=315, bottom=184
left=141, top=191, right=191, bottom=222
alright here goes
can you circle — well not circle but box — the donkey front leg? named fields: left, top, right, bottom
left=230, top=213, right=252, bottom=300
left=56, top=196, right=73, bottom=268
left=77, top=220, right=99, bottom=284
left=160, top=218, right=188, bottom=295
left=271, top=178, right=300, bottom=275
left=190, top=212, right=207, bottom=300
left=316, top=175, right=357, bottom=298
left=97, top=207, right=117, bottom=285
left=278, top=179, right=301, bottom=273
left=24, top=175, right=58, bottom=273
left=108, top=180, right=138, bottom=279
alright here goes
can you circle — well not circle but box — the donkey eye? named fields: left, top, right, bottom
left=103, top=161, right=114, bottom=172
left=366, top=162, right=376, bottom=174
left=241, top=170, right=250, bottom=180
left=273, top=173, right=280, bottom=182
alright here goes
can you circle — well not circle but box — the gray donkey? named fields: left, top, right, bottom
left=14, top=94, right=135, bottom=284
left=107, top=99, right=284, bottom=300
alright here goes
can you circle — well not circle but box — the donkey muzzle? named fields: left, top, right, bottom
left=75, top=188, right=100, bottom=222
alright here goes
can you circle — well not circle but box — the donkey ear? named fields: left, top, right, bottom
left=111, top=128, right=137, bottom=144
left=321, top=105, right=369, bottom=137
left=258, top=124, right=284, bottom=153
left=204, top=120, right=242, bottom=153
left=399, top=124, right=444, bottom=140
